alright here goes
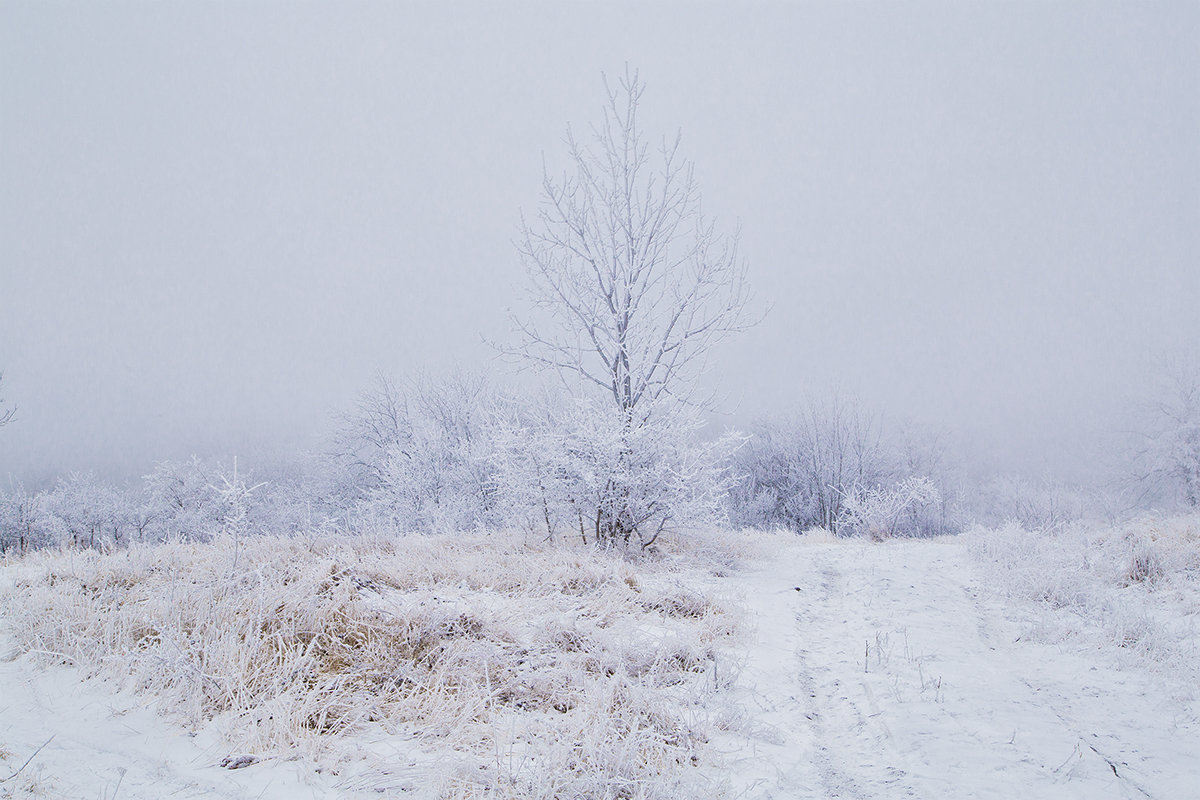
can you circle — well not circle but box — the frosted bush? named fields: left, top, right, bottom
left=332, top=373, right=498, bottom=534
left=725, top=398, right=891, bottom=533
left=491, top=395, right=742, bottom=549
left=840, top=477, right=940, bottom=540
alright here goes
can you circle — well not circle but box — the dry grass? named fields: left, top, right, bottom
left=967, top=514, right=1200, bottom=682
left=0, top=531, right=754, bottom=798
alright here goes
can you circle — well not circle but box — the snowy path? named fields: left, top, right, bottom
left=724, top=536, right=1200, bottom=799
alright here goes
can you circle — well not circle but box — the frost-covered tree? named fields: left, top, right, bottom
left=507, top=68, right=751, bottom=547
left=142, top=457, right=228, bottom=541
left=124, top=487, right=163, bottom=544
left=43, top=472, right=126, bottom=548
left=333, top=372, right=497, bottom=533
left=728, top=397, right=891, bottom=534
left=891, top=420, right=963, bottom=536
left=492, top=393, right=741, bottom=546
left=248, top=455, right=346, bottom=537
left=0, top=483, right=51, bottom=553
left=1129, top=355, right=1200, bottom=509
left=212, top=458, right=265, bottom=537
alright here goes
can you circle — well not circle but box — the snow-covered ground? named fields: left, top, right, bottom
left=720, top=533, right=1199, bottom=799
left=3, top=532, right=1198, bottom=799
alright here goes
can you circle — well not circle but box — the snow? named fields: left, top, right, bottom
left=3, top=533, right=1199, bottom=798
left=0, top=622, right=344, bottom=798
left=718, top=533, right=1200, bottom=799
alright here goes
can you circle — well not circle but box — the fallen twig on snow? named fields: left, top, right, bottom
left=0, top=734, right=54, bottom=784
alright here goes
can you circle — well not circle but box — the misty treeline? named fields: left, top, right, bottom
left=2, top=69, right=1198, bottom=555
left=0, top=373, right=934, bottom=552
left=3, top=361, right=1198, bottom=555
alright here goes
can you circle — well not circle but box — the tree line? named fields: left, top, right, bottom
left=2, top=70, right=1197, bottom=554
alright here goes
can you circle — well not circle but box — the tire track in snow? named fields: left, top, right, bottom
left=717, top=554, right=825, bottom=799
left=795, top=556, right=918, bottom=799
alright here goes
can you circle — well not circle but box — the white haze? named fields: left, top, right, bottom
left=1, top=1, right=1197, bottom=485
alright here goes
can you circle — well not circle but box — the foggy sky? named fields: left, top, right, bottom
left=2, top=1, right=1197, bottom=486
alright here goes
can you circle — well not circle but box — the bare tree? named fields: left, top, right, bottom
left=507, top=69, right=751, bottom=548
left=0, top=372, right=14, bottom=427
left=511, top=68, right=751, bottom=418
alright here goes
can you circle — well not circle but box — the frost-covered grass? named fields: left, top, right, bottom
left=967, top=514, right=1200, bottom=682
left=0, top=530, right=762, bottom=799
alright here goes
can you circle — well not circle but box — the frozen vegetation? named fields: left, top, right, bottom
left=2, top=67, right=1198, bottom=799
left=969, top=514, right=1200, bottom=684
left=0, top=530, right=766, bottom=798
left=3, top=520, right=1200, bottom=798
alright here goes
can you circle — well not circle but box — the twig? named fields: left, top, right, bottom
left=0, top=735, right=55, bottom=784
left=1087, top=741, right=1120, bottom=777
left=1085, top=741, right=1155, bottom=799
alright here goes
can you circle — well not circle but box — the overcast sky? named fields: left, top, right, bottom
left=1, top=1, right=1197, bottom=485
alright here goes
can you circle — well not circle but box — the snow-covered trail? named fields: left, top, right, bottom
left=725, top=535, right=1200, bottom=799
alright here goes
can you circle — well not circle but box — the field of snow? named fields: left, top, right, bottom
left=2, top=523, right=1198, bottom=799
left=723, top=527, right=1200, bottom=799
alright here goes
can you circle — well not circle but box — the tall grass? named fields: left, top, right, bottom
left=0, top=531, right=756, bottom=798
